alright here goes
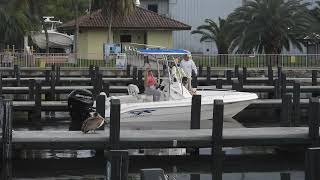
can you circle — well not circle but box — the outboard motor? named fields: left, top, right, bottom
left=68, top=89, right=94, bottom=130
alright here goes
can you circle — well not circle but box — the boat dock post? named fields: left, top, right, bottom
left=1, top=99, right=13, bottom=180
left=212, top=99, right=224, bottom=180
left=107, top=98, right=129, bottom=180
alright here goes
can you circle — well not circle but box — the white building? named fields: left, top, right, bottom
left=140, top=0, right=319, bottom=54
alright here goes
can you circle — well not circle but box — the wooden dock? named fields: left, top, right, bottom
left=1, top=127, right=317, bottom=150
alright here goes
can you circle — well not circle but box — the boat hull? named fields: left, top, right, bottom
left=31, top=31, right=73, bottom=49
left=108, top=100, right=254, bottom=130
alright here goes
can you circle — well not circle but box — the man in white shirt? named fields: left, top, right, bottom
left=179, top=54, right=198, bottom=93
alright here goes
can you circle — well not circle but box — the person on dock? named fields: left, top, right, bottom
left=144, top=66, right=161, bottom=101
left=179, top=54, right=197, bottom=93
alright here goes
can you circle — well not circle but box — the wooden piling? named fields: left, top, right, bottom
left=199, top=65, right=203, bottom=77
left=281, top=73, right=287, bottom=98
left=226, top=70, right=232, bottom=84
left=34, top=82, right=42, bottom=130
left=190, top=174, right=200, bottom=180
left=138, top=70, right=143, bottom=91
left=216, top=79, right=223, bottom=89
left=108, top=150, right=129, bottom=180
left=96, top=94, right=106, bottom=130
left=0, top=74, right=2, bottom=97
left=280, top=94, right=292, bottom=127
left=1, top=101, right=12, bottom=180
left=44, top=70, right=50, bottom=85
left=190, top=95, right=201, bottom=155
left=212, top=99, right=224, bottom=180
left=293, top=83, right=300, bottom=126
left=15, top=65, right=20, bottom=87
left=206, top=66, right=211, bottom=84
left=28, top=79, right=35, bottom=122
left=274, top=79, right=281, bottom=99
left=268, top=66, right=273, bottom=85
left=189, top=95, right=202, bottom=156
left=192, top=71, right=198, bottom=88
left=232, top=80, right=240, bottom=91
left=238, top=74, right=244, bottom=90
left=126, top=64, right=131, bottom=77
left=89, top=65, right=94, bottom=79
left=242, top=67, right=247, bottom=83
left=1, top=100, right=13, bottom=160
left=103, top=82, right=110, bottom=97
left=305, top=147, right=320, bottom=180
left=312, top=70, right=317, bottom=86
left=110, top=99, right=120, bottom=150
left=234, top=65, right=239, bottom=78
left=132, top=67, right=138, bottom=85
left=278, top=66, right=282, bottom=80
left=308, top=97, right=320, bottom=147
left=280, top=173, right=291, bottom=180
left=50, top=71, right=55, bottom=101
left=94, top=66, right=100, bottom=78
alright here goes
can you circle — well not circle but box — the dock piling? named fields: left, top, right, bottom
left=110, top=99, right=121, bottom=150
left=96, top=94, right=106, bottom=130
left=206, top=66, right=211, bottom=84
left=308, top=97, right=320, bottom=147
left=192, top=71, right=198, bottom=88
left=34, top=82, right=42, bottom=130
left=199, top=65, right=203, bottom=77
left=1, top=99, right=13, bottom=161
left=280, top=173, right=291, bottom=180
left=0, top=74, right=2, bottom=97
left=280, top=94, right=292, bottom=127
left=226, top=70, right=232, bottom=84
left=305, top=147, right=320, bottom=180
left=126, top=64, right=131, bottom=77
left=190, top=95, right=201, bottom=155
left=281, top=73, right=287, bottom=98
left=107, top=150, right=129, bottom=180
left=103, top=82, right=110, bottom=97
left=212, top=99, right=224, bottom=180
left=216, top=79, right=223, bottom=89
left=268, top=65, right=273, bottom=85
left=132, top=67, right=138, bottom=85
left=243, top=67, right=247, bottom=83
left=293, top=83, right=300, bottom=126
left=234, top=65, right=239, bottom=78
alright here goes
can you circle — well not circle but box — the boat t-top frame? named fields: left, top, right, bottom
left=137, top=49, right=191, bottom=98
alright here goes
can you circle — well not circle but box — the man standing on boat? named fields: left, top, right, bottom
left=180, top=54, right=197, bottom=93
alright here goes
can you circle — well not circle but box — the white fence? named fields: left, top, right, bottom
left=1, top=52, right=320, bottom=68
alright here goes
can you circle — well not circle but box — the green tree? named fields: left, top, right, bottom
left=308, top=1, right=320, bottom=41
left=0, top=1, right=36, bottom=51
left=227, top=0, right=313, bottom=54
left=191, top=18, right=231, bottom=54
left=94, top=0, right=136, bottom=43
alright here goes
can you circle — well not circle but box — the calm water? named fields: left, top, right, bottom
left=5, top=112, right=306, bottom=180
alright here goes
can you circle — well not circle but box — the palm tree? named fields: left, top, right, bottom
left=309, top=1, right=320, bottom=41
left=94, top=0, right=136, bottom=43
left=227, top=0, right=313, bottom=54
left=0, top=1, right=35, bottom=51
left=191, top=18, right=231, bottom=54
left=191, top=18, right=231, bottom=65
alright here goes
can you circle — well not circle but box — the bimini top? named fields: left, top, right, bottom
left=137, top=49, right=190, bottom=55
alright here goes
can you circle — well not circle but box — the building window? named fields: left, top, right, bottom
left=148, top=4, right=158, bottom=13
left=120, top=35, right=132, bottom=43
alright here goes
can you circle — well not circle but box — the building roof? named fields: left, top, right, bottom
left=59, top=7, right=191, bottom=31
